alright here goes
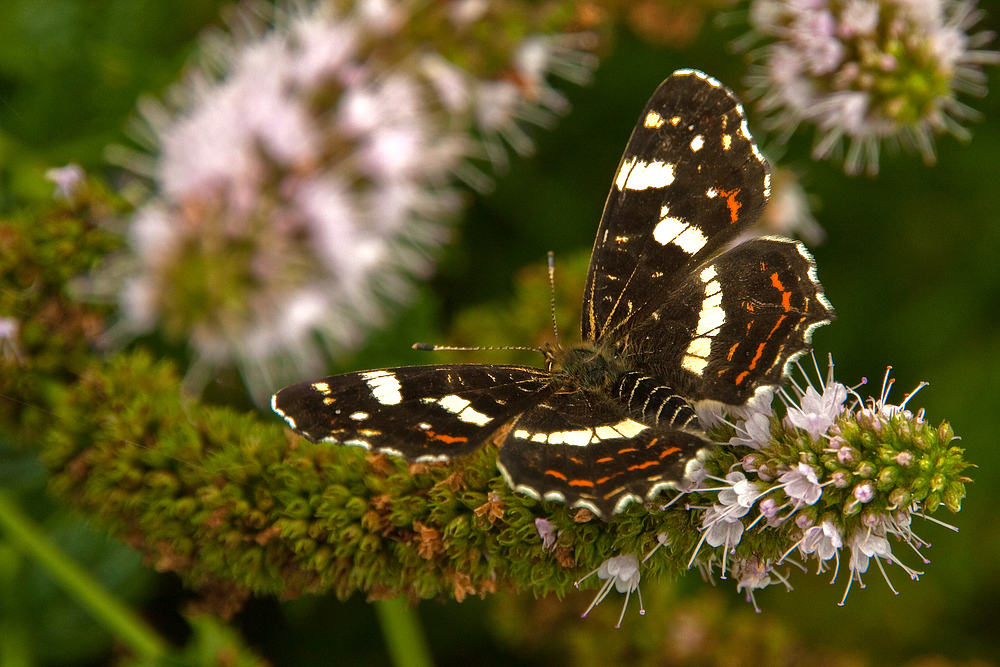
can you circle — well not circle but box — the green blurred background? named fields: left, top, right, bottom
left=1, top=0, right=998, bottom=665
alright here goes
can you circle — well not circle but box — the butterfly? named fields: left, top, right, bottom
left=271, top=69, right=834, bottom=519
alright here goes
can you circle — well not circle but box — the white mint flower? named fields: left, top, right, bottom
left=0, top=317, right=22, bottom=363
left=576, top=554, right=644, bottom=628
left=798, top=520, right=844, bottom=576
left=705, top=511, right=746, bottom=550
left=785, top=377, right=848, bottom=439
left=730, top=412, right=773, bottom=449
left=683, top=353, right=966, bottom=612
left=701, top=505, right=746, bottom=551
left=862, top=367, right=929, bottom=425
left=687, top=501, right=748, bottom=576
left=733, top=557, right=778, bottom=612
left=853, top=482, right=875, bottom=503
left=705, top=472, right=759, bottom=517
left=694, top=400, right=728, bottom=429
left=841, top=526, right=924, bottom=605
left=535, top=518, right=558, bottom=551
left=778, top=462, right=824, bottom=505
left=44, top=163, right=86, bottom=201
left=733, top=386, right=776, bottom=420
left=673, top=459, right=709, bottom=494
left=730, top=472, right=765, bottom=510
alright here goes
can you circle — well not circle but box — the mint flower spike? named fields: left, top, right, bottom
left=742, top=0, right=1000, bottom=175
left=575, top=554, right=645, bottom=628
left=680, top=353, right=969, bottom=608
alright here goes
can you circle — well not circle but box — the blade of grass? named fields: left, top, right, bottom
left=0, top=490, right=168, bottom=661
left=374, top=597, right=434, bottom=667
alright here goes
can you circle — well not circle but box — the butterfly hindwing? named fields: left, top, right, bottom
left=497, top=388, right=710, bottom=517
left=583, top=70, right=770, bottom=344
left=272, top=365, right=551, bottom=461
left=624, top=236, right=835, bottom=406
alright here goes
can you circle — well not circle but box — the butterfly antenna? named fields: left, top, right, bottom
left=412, top=342, right=543, bottom=354
left=547, top=251, right=560, bottom=346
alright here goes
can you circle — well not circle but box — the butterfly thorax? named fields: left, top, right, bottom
left=542, top=341, right=699, bottom=430
left=542, top=341, right=631, bottom=392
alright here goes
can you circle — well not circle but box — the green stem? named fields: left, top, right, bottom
left=0, top=490, right=169, bottom=661
left=374, top=597, right=435, bottom=667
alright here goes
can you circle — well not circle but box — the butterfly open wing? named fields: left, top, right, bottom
left=497, top=387, right=710, bottom=518
left=272, top=365, right=552, bottom=461
left=271, top=69, right=836, bottom=521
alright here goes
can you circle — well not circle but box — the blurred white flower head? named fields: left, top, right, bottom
left=107, top=0, right=597, bottom=401
left=744, top=0, right=1000, bottom=174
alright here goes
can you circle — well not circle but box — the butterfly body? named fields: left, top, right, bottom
left=272, top=70, right=834, bottom=519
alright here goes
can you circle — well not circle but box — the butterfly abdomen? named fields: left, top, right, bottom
left=613, top=371, right=699, bottom=430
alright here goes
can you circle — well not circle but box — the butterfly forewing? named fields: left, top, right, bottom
left=272, top=365, right=552, bottom=461
left=583, top=70, right=771, bottom=344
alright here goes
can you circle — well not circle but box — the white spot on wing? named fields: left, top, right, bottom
left=690, top=135, right=705, bottom=152
left=695, top=294, right=725, bottom=335
left=615, top=156, right=676, bottom=191
left=611, top=493, right=643, bottom=514
left=349, top=411, right=369, bottom=421
left=612, top=419, right=647, bottom=438
left=361, top=370, right=402, bottom=405
left=683, top=264, right=726, bottom=376
left=496, top=459, right=542, bottom=502
left=595, top=426, right=619, bottom=440
left=434, top=394, right=492, bottom=425
left=344, top=438, right=372, bottom=450
left=312, top=382, right=331, bottom=394
left=438, top=394, right=470, bottom=413
left=459, top=406, right=492, bottom=426
left=652, top=211, right=708, bottom=255
left=652, top=215, right=686, bottom=245
left=548, top=429, right=592, bottom=447
left=644, top=110, right=664, bottom=128
left=682, top=353, right=709, bottom=375
left=614, top=157, right=634, bottom=191
left=687, top=337, right=712, bottom=359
